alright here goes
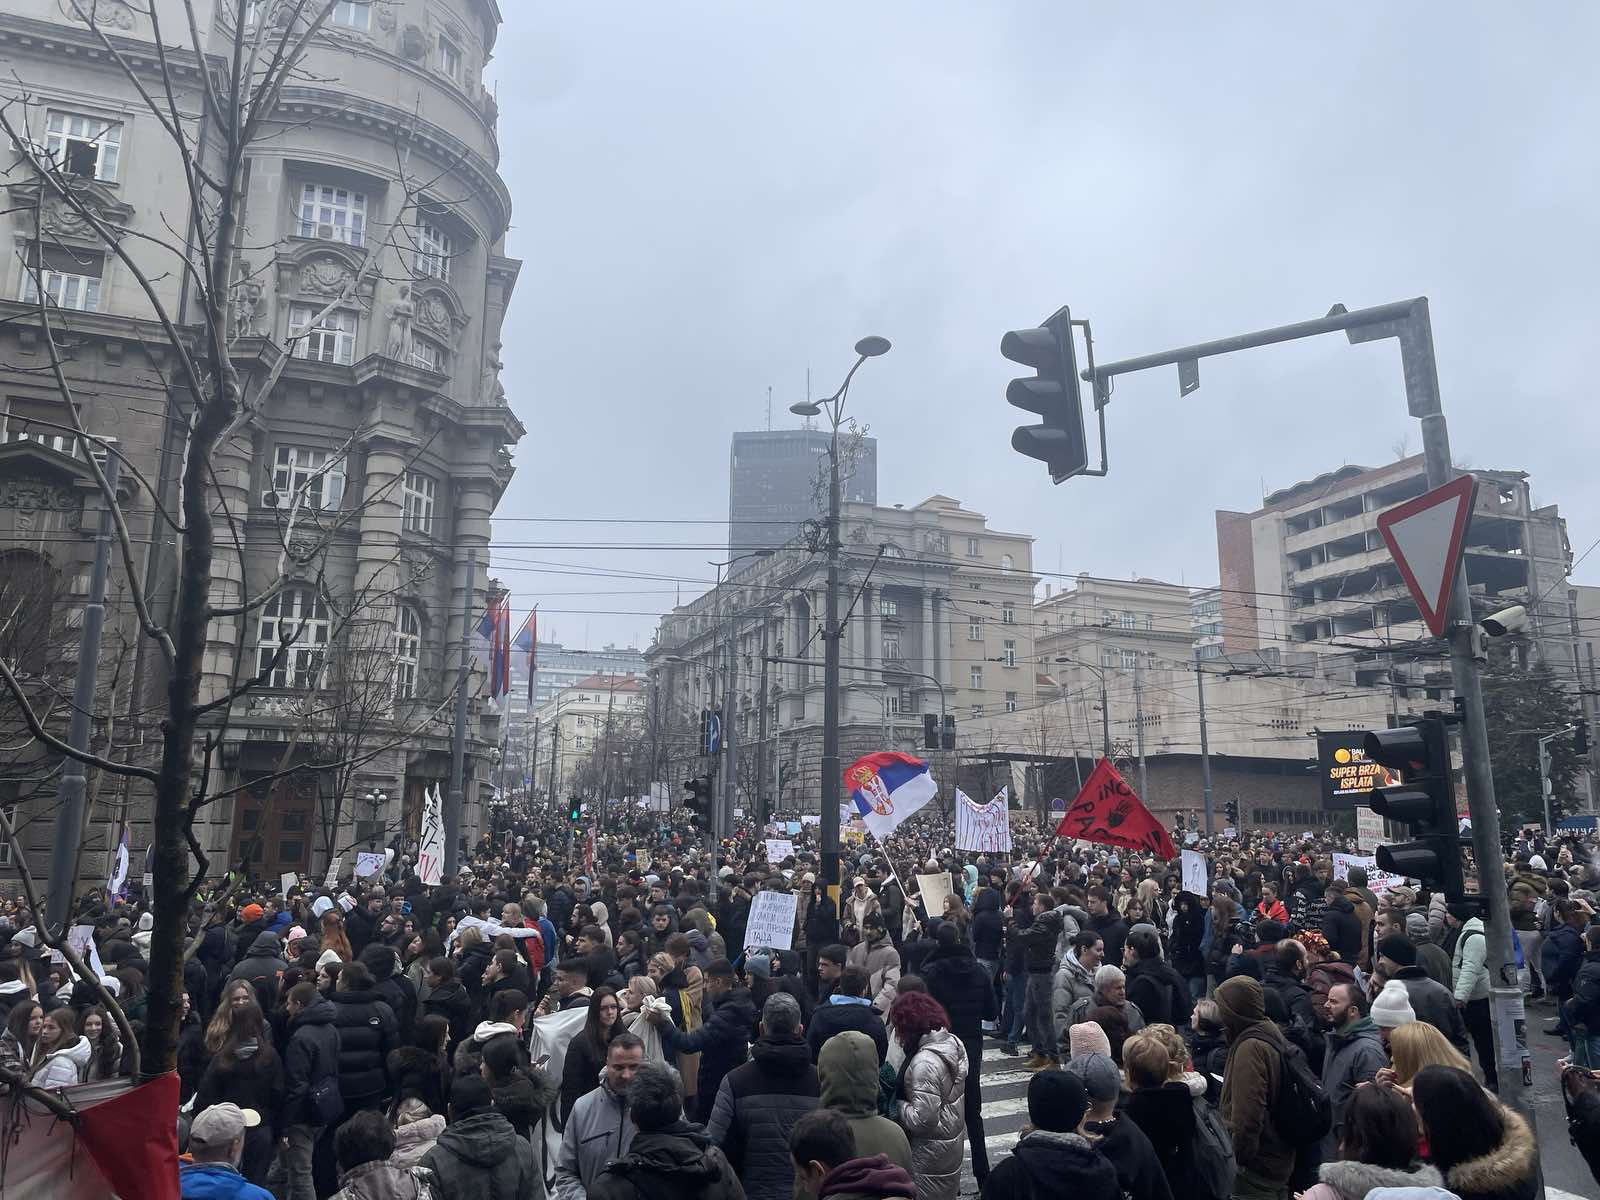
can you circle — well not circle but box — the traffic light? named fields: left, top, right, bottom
left=923, top=713, right=939, bottom=750
left=567, top=797, right=581, bottom=822
left=1002, top=308, right=1088, bottom=481
left=1576, top=718, right=1591, bottom=757
left=1224, top=800, right=1239, bottom=826
left=942, top=713, right=957, bottom=750
left=683, top=776, right=713, bottom=831
left=1363, top=717, right=1465, bottom=901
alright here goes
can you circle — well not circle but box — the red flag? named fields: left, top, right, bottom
left=78, top=1072, right=180, bottom=1200
left=1055, top=758, right=1178, bottom=861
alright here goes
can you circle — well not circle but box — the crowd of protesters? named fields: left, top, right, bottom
left=0, top=802, right=1592, bottom=1200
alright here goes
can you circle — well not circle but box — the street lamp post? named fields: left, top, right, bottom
left=364, top=790, right=387, bottom=851
left=1055, top=656, right=1111, bottom=757
left=790, top=335, right=891, bottom=908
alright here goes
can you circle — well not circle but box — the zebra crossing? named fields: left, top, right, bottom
left=958, top=1043, right=1036, bottom=1194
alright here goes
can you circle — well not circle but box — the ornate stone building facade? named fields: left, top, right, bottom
left=0, top=0, right=521, bottom=887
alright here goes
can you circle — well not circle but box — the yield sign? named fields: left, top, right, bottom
left=1375, top=474, right=1478, bottom=638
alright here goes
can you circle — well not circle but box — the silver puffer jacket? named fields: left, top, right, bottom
left=897, top=1027, right=967, bottom=1200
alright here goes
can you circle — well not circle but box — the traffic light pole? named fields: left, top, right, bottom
left=821, top=420, right=843, bottom=910
left=1085, top=296, right=1520, bottom=1093
left=1195, top=652, right=1216, bottom=837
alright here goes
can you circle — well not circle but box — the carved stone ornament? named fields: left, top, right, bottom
left=59, top=0, right=137, bottom=30
left=399, top=25, right=428, bottom=61
left=232, top=258, right=267, bottom=338
left=0, top=477, right=83, bottom=532
left=375, top=2, right=397, bottom=33
left=385, top=284, right=415, bottom=360
left=41, top=195, right=99, bottom=240
left=848, top=524, right=868, bottom=544
left=402, top=548, right=434, bottom=585
left=299, top=258, right=353, bottom=298
left=415, top=293, right=454, bottom=340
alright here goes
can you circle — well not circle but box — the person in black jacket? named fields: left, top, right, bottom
left=386, top=1013, right=451, bottom=1117
left=1087, top=887, right=1129, bottom=972
left=1123, top=928, right=1193, bottom=1030
left=195, top=997, right=283, bottom=1184
left=705, top=992, right=819, bottom=1200
left=651, top=957, right=758, bottom=1124
left=1121, top=1033, right=1203, bottom=1200
left=1070, top=1050, right=1173, bottom=1200
left=326, top=960, right=399, bottom=1113
left=971, top=888, right=1005, bottom=1019
left=358, top=943, right=416, bottom=1035
left=272, top=982, right=339, bottom=1200
left=561, top=986, right=623, bottom=1124
left=803, top=885, right=839, bottom=989
left=922, top=923, right=1000, bottom=1185
left=420, top=956, right=473, bottom=1051
left=1319, top=882, right=1364, bottom=965
left=805, top=967, right=889, bottom=1064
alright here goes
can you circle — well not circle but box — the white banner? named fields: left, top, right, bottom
left=66, top=925, right=106, bottom=980
left=743, top=890, right=798, bottom=950
left=354, top=852, right=385, bottom=878
left=1355, top=809, right=1387, bottom=854
left=955, top=787, right=1012, bottom=853
left=418, top=782, right=445, bottom=886
left=323, top=857, right=342, bottom=888
left=1332, top=852, right=1406, bottom=896
left=527, top=1006, right=589, bottom=1188
left=1180, top=849, right=1209, bottom=897
left=446, top=913, right=542, bottom=951
left=764, top=838, right=796, bottom=862
left=915, top=871, right=953, bottom=920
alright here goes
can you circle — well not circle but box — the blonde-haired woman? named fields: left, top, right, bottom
left=1385, top=1019, right=1470, bottom=1088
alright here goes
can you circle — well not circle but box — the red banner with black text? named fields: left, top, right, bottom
left=1055, top=758, right=1179, bottom=861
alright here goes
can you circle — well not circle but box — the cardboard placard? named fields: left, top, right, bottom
left=279, top=871, right=298, bottom=898
left=764, top=838, right=796, bottom=862
left=914, top=871, right=953, bottom=919
left=1180, top=849, right=1208, bottom=897
left=354, top=852, right=385, bottom=878
left=743, top=890, right=797, bottom=951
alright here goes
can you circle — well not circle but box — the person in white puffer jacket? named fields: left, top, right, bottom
left=30, top=1009, right=90, bottom=1088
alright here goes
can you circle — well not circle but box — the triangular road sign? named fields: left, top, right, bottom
left=1375, top=473, right=1477, bottom=638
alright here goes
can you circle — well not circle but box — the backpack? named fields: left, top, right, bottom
left=1190, top=1094, right=1237, bottom=1200
left=1237, top=1027, right=1332, bottom=1147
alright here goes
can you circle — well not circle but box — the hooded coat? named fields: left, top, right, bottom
left=1299, top=1160, right=1443, bottom=1200
left=706, top=1033, right=819, bottom=1200
left=659, top=983, right=757, bottom=1122
left=817, top=1153, right=916, bottom=1200
left=921, top=942, right=998, bottom=1039
left=1319, top=1017, right=1388, bottom=1155
left=897, top=1027, right=967, bottom=1200
left=978, top=1129, right=1120, bottom=1200
left=227, top=931, right=285, bottom=1015
left=1320, top=894, right=1364, bottom=965
left=1436, top=1104, right=1541, bottom=1200
left=328, top=987, right=399, bottom=1110
left=1123, top=1081, right=1205, bottom=1200
left=30, top=1034, right=92, bottom=1088
left=1214, top=977, right=1296, bottom=1189
left=1125, top=954, right=1192, bottom=1029
left=846, top=931, right=901, bottom=1012
left=327, top=1158, right=435, bottom=1200
left=970, top=890, right=1004, bottom=962
left=1083, top=1112, right=1172, bottom=1200
left=588, top=1122, right=744, bottom=1200
left=421, top=1108, right=543, bottom=1200
left=818, top=1031, right=912, bottom=1170
left=282, top=996, right=340, bottom=1127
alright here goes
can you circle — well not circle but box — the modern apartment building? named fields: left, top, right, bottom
left=1216, top=457, right=1575, bottom=686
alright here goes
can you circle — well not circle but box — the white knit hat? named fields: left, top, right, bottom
left=1371, top=979, right=1417, bottom=1029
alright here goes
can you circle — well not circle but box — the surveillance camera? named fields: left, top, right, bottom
left=1480, top=605, right=1527, bottom=637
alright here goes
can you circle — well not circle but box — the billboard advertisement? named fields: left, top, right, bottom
left=1318, top=730, right=1401, bottom=810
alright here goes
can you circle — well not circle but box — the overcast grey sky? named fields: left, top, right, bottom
left=486, top=4, right=1600, bottom=650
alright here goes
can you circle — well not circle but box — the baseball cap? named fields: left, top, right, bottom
left=239, top=904, right=264, bottom=923
left=189, top=1103, right=260, bottom=1149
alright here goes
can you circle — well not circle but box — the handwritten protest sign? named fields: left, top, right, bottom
left=1332, top=852, right=1406, bottom=895
left=1180, top=849, right=1209, bottom=897
left=354, top=852, right=385, bottom=878
left=914, top=872, right=953, bottom=919
left=764, top=838, right=796, bottom=863
left=743, top=890, right=798, bottom=950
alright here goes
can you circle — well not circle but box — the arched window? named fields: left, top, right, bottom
left=257, top=586, right=330, bottom=689
left=1000, top=554, right=1014, bottom=574
left=395, top=608, right=421, bottom=698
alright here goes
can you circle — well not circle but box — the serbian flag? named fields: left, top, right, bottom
left=1055, top=758, right=1179, bottom=861
left=845, top=752, right=937, bottom=841
left=513, top=608, right=538, bottom=703
left=477, top=596, right=511, bottom=698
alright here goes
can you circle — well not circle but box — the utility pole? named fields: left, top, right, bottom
left=1133, top=655, right=1148, bottom=804
left=821, top=414, right=843, bottom=905
left=444, top=549, right=476, bottom=882
left=1080, top=297, right=1519, bottom=1095
left=46, top=454, right=119, bottom=931
left=599, top=674, right=617, bottom=835
left=756, top=619, right=771, bottom=828
left=720, top=616, right=738, bottom=842
left=1195, top=652, right=1215, bottom=836
left=1539, top=733, right=1556, bottom=834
